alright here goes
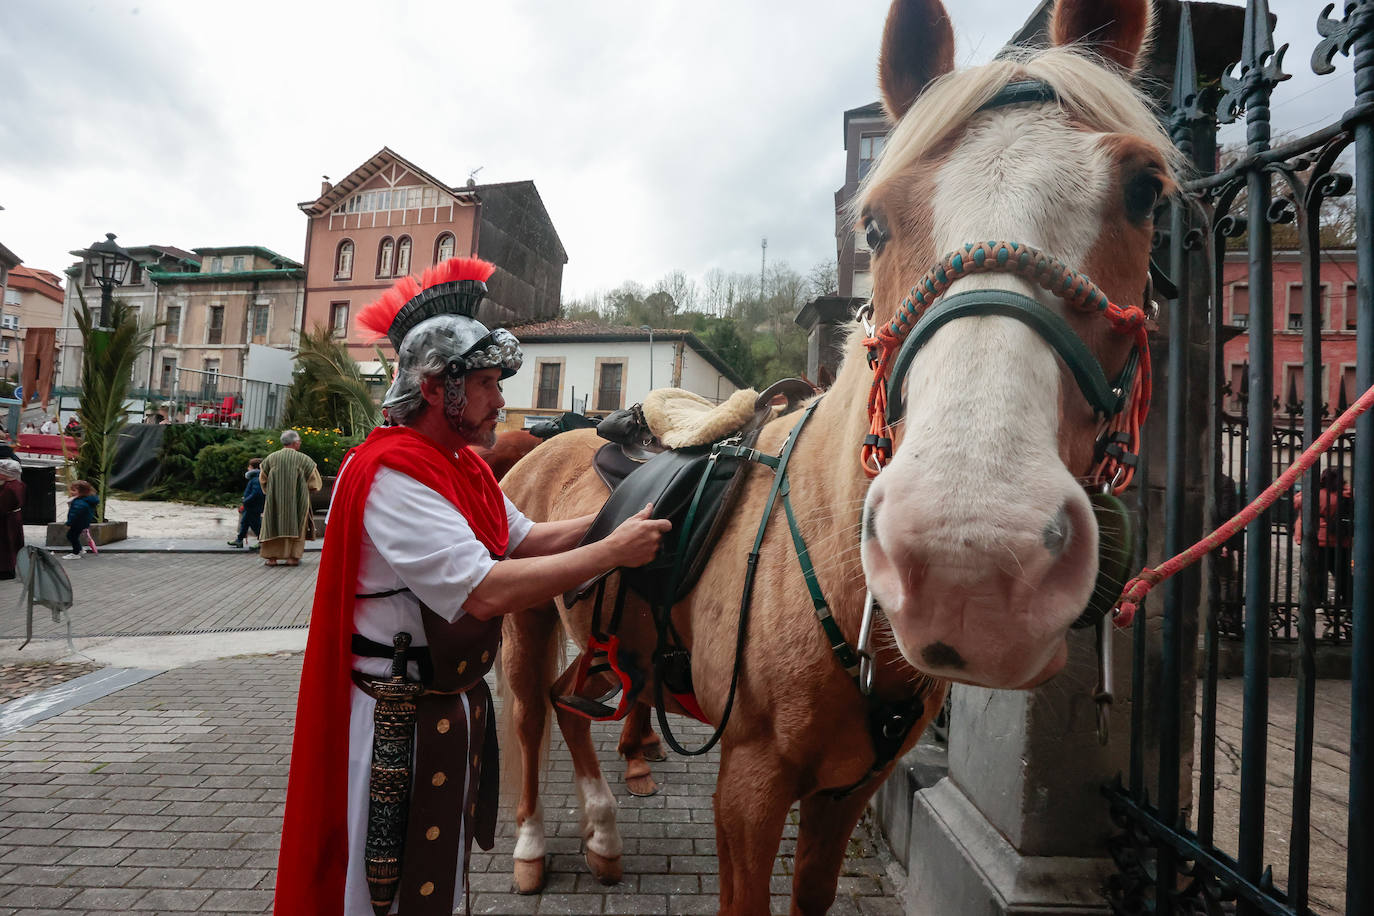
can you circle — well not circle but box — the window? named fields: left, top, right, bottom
left=1287, top=283, right=1329, bottom=330
left=207, top=305, right=225, bottom=344
left=0, top=315, right=18, bottom=330
left=1343, top=366, right=1358, bottom=405
left=2, top=289, right=18, bottom=306
left=395, top=236, right=412, bottom=276
left=1231, top=284, right=1249, bottom=328
left=1228, top=362, right=1248, bottom=407
left=335, top=240, right=355, bottom=280
left=435, top=233, right=455, bottom=264
left=203, top=358, right=220, bottom=400
left=858, top=133, right=887, bottom=180
left=0, top=339, right=9, bottom=354
left=376, top=237, right=395, bottom=278
left=852, top=269, right=873, bottom=299
left=211, top=256, right=223, bottom=273
left=536, top=361, right=562, bottom=409
left=129, top=262, right=142, bottom=285
left=1346, top=283, right=1359, bottom=330
left=1281, top=365, right=1327, bottom=408
left=164, top=305, right=181, bottom=344
left=160, top=357, right=176, bottom=393
left=250, top=305, right=269, bottom=342
left=232, top=255, right=245, bottom=272
left=595, top=360, right=625, bottom=411
left=330, top=301, right=349, bottom=338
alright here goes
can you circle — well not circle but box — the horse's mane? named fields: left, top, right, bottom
left=852, top=46, right=1180, bottom=221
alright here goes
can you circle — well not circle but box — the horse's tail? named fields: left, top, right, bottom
left=496, top=601, right=565, bottom=814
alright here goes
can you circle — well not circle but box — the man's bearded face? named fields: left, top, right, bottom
left=443, top=369, right=502, bottom=448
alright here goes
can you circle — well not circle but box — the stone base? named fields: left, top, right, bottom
left=905, top=779, right=1114, bottom=915
left=46, top=521, right=129, bottom=548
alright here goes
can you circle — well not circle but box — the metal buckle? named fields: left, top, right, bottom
left=856, top=591, right=879, bottom=695
left=1093, top=616, right=1113, bottom=745
left=857, top=302, right=876, bottom=338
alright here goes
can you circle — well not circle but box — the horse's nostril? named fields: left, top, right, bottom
left=921, top=642, right=965, bottom=670
left=864, top=507, right=878, bottom=542
left=1042, top=505, right=1071, bottom=556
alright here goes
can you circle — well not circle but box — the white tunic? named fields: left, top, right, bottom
left=341, top=466, right=532, bottom=916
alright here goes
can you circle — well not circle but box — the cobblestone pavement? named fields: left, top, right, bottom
left=0, top=653, right=905, bottom=915
left=0, top=554, right=317, bottom=643
left=0, top=662, right=101, bottom=705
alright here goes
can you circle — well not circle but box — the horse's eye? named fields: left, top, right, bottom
left=865, top=219, right=888, bottom=254
left=1124, top=173, right=1163, bottom=224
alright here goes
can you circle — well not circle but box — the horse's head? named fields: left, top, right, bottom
left=857, top=0, right=1177, bottom=689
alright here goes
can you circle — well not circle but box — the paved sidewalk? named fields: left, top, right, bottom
left=0, top=653, right=904, bottom=915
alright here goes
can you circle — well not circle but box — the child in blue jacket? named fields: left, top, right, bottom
left=228, top=457, right=265, bottom=549
left=63, top=480, right=99, bottom=559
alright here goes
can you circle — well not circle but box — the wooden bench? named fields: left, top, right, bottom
left=16, top=433, right=79, bottom=457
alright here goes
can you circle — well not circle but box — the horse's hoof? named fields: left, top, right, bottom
left=512, top=856, right=546, bottom=895
left=585, top=849, right=622, bottom=885
left=639, top=739, right=667, bottom=762
left=624, top=757, right=659, bottom=797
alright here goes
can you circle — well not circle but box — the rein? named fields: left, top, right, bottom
left=651, top=400, right=928, bottom=796
left=861, top=239, right=1153, bottom=494
left=1111, top=380, right=1374, bottom=628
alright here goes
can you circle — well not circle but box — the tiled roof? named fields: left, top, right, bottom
left=7, top=265, right=64, bottom=302
left=506, top=319, right=676, bottom=338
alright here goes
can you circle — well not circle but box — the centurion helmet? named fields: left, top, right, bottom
left=356, top=257, right=523, bottom=411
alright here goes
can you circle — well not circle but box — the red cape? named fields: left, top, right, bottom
left=273, top=426, right=508, bottom=915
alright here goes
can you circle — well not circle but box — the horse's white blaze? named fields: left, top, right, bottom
left=863, top=104, right=1115, bottom=688
left=576, top=775, right=622, bottom=858
left=513, top=800, right=545, bottom=861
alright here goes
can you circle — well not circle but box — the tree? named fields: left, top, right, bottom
left=806, top=259, right=839, bottom=298
left=73, top=289, right=156, bottom=522
left=283, top=327, right=380, bottom=436
left=1217, top=141, right=1357, bottom=250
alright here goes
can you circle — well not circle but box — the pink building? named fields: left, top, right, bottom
left=1220, top=248, right=1358, bottom=414
left=297, top=148, right=565, bottom=362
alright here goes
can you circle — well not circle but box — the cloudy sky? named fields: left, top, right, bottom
left=0, top=0, right=1350, bottom=303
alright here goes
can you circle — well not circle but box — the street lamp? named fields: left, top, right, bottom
left=639, top=325, right=654, bottom=390
left=85, top=233, right=134, bottom=329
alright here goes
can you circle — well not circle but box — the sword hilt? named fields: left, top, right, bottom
left=389, top=632, right=412, bottom=682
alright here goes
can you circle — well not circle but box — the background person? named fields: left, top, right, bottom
left=228, top=457, right=265, bottom=549
left=62, top=480, right=99, bottom=560
left=1294, top=467, right=1354, bottom=605
left=0, top=460, right=25, bottom=579
left=258, top=431, right=321, bottom=567
left=273, top=257, right=671, bottom=916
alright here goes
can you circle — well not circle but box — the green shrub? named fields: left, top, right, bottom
left=259, top=426, right=361, bottom=480
left=193, top=442, right=259, bottom=496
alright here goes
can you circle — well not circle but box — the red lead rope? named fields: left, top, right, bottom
left=1112, top=381, right=1374, bottom=628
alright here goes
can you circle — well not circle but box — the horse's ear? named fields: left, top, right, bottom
left=1049, top=0, right=1152, bottom=72
left=879, top=0, right=955, bottom=122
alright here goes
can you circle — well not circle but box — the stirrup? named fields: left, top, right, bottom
left=553, top=634, right=640, bottom=721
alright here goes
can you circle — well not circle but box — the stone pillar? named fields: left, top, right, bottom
left=795, top=296, right=862, bottom=386
left=904, top=625, right=1131, bottom=914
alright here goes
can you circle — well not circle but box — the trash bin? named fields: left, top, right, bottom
left=21, top=463, right=56, bottom=525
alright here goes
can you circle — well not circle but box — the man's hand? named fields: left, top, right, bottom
left=606, top=504, right=672, bottom=568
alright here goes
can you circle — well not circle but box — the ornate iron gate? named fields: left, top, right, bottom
left=1104, top=2, right=1372, bottom=914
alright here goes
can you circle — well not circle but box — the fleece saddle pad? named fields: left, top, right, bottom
left=641, top=388, right=758, bottom=449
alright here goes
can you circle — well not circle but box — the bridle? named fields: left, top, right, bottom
left=859, top=239, right=1155, bottom=494
left=850, top=80, right=1172, bottom=740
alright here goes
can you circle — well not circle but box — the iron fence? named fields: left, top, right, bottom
left=137, top=366, right=289, bottom=430
left=1104, top=2, right=1372, bottom=915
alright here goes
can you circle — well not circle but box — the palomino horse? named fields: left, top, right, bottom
left=499, top=0, right=1176, bottom=911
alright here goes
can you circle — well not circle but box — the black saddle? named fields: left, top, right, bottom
left=567, top=378, right=818, bottom=611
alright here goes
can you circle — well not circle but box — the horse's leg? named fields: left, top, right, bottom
left=789, top=785, right=876, bottom=915
left=501, top=602, right=560, bottom=895
left=714, top=744, right=796, bottom=916
left=616, top=703, right=661, bottom=796
left=553, top=703, right=624, bottom=884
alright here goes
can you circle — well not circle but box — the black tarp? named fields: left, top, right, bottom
left=107, top=424, right=167, bottom=494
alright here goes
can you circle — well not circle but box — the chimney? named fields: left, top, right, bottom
left=320, top=176, right=332, bottom=195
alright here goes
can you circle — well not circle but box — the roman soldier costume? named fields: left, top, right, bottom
left=274, top=258, right=524, bottom=916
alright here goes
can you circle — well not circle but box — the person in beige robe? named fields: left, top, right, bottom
left=258, top=429, right=322, bottom=566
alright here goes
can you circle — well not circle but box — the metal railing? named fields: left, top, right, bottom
left=139, top=366, right=289, bottom=430
left=1104, top=3, right=1373, bottom=915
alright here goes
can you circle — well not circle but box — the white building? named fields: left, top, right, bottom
left=499, top=321, right=747, bottom=430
